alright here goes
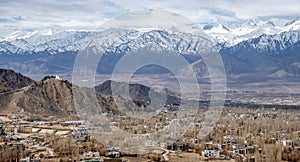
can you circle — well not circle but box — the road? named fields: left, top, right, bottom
left=45, top=146, right=58, bottom=156
left=162, top=148, right=170, bottom=162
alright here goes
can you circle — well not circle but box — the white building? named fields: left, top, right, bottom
left=202, top=149, right=220, bottom=158
left=55, top=75, right=62, bottom=80
left=282, top=140, right=293, bottom=147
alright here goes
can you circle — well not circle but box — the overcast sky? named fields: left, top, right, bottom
left=0, top=0, right=299, bottom=34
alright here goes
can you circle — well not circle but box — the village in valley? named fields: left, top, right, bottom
left=2, top=0, right=300, bottom=161
left=0, top=71, right=299, bottom=162
left=0, top=100, right=299, bottom=162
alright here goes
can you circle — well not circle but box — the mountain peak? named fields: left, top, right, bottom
left=266, top=20, right=275, bottom=27
left=243, top=19, right=264, bottom=27
left=202, top=22, right=230, bottom=33
left=285, top=16, right=300, bottom=26
left=247, top=19, right=258, bottom=26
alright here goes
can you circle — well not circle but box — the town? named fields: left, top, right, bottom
left=0, top=102, right=299, bottom=162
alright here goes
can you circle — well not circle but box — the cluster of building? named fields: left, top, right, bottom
left=0, top=103, right=299, bottom=161
left=0, top=114, right=129, bottom=162
left=95, top=103, right=300, bottom=161
left=196, top=108, right=300, bottom=161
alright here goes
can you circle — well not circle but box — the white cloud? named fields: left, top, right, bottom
left=0, top=0, right=299, bottom=36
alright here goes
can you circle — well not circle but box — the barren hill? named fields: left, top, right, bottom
left=0, top=74, right=122, bottom=119
left=0, top=69, right=34, bottom=93
left=95, top=80, right=181, bottom=108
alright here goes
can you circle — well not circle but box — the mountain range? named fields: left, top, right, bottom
left=203, top=17, right=300, bottom=46
left=0, top=17, right=300, bottom=81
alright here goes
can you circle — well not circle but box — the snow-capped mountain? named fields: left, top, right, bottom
left=285, top=16, right=300, bottom=26
left=3, top=30, right=36, bottom=41
left=0, top=31, right=93, bottom=54
left=203, top=19, right=282, bottom=46
left=202, top=21, right=232, bottom=45
left=219, top=29, right=300, bottom=77
left=0, top=17, right=300, bottom=78
left=283, top=16, right=300, bottom=31
left=203, top=21, right=231, bottom=33
left=0, top=29, right=60, bottom=42
left=0, top=28, right=215, bottom=55
left=0, top=28, right=216, bottom=76
left=221, top=30, right=300, bottom=55
left=1, top=17, right=300, bottom=55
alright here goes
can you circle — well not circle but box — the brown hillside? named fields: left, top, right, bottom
left=0, top=76, right=122, bottom=119
left=0, top=69, right=35, bottom=93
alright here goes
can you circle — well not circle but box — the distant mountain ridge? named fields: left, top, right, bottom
left=0, top=17, right=300, bottom=79
left=221, top=30, right=300, bottom=55
left=1, top=17, right=300, bottom=55
left=203, top=17, right=300, bottom=46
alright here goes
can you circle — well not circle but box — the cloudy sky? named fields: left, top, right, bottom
left=0, top=0, right=299, bottom=35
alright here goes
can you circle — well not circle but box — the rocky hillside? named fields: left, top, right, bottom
left=95, top=80, right=151, bottom=102
left=0, top=69, right=34, bottom=93
left=95, top=80, right=181, bottom=107
left=0, top=74, right=122, bottom=119
left=0, top=69, right=185, bottom=119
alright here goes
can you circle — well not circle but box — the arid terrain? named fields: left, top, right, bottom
left=0, top=69, right=299, bottom=161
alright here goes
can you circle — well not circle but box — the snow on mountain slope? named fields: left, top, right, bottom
left=103, top=29, right=214, bottom=55
left=202, top=21, right=232, bottom=44
left=0, top=28, right=215, bottom=55
left=221, top=30, right=300, bottom=55
left=3, top=30, right=37, bottom=41
left=203, top=21, right=231, bottom=34
left=285, top=16, right=300, bottom=26
left=203, top=19, right=282, bottom=46
left=0, top=31, right=95, bottom=54
left=1, top=17, right=300, bottom=55
left=283, top=16, right=300, bottom=31
left=1, top=18, right=300, bottom=78
left=268, top=18, right=290, bottom=27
